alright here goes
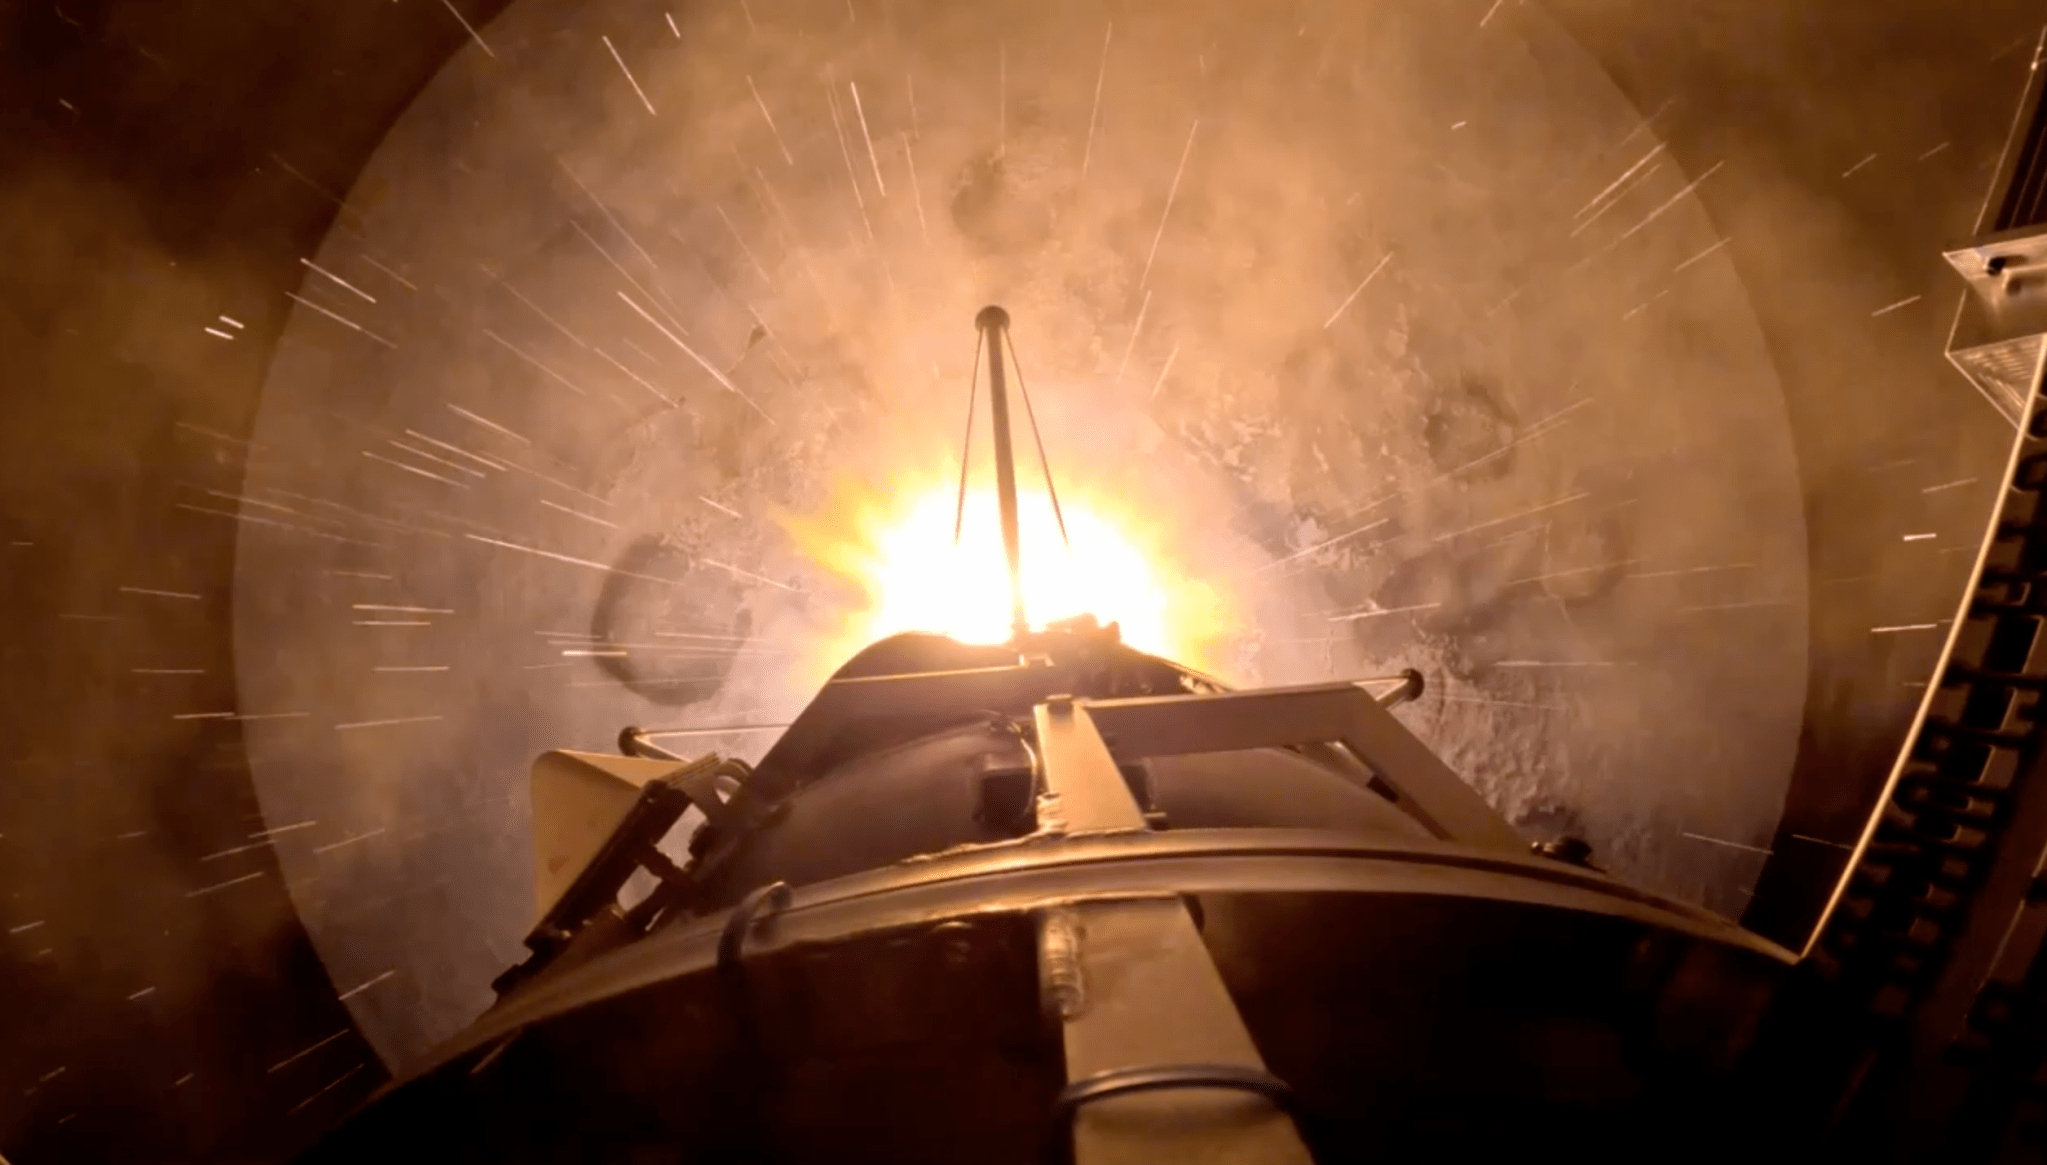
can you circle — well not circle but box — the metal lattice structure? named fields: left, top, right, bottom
left=1803, top=341, right=2047, bottom=1156
left=1805, top=40, right=2047, bottom=1148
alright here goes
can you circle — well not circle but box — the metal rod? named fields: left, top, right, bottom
left=618, top=726, right=684, bottom=761
left=953, top=330, right=983, bottom=544
left=976, top=305, right=1028, bottom=640
left=1006, top=330, right=1070, bottom=551
left=637, top=723, right=790, bottom=739
left=1367, top=669, right=1426, bottom=709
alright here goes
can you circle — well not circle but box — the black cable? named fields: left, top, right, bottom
left=717, top=880, right=792, bottom=976
left=954, top=329, right=984, bottom=545
left=1005, top=329, right=1070, bottom=552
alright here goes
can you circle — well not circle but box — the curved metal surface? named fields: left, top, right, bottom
left=396, top=826, right=1793, bottom=1085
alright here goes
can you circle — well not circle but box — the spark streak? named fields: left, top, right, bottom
left=120, top=587, right=201, bottom=600
left=404, top=430, right=504, bottom=470
left=1584, top=160, right=1724, bottom=262
left=1137, top=120, right=1199, bottom=290
left=359, top=256, right=417, bottom=290
left=746, top=76, right=795, bottom=165
left=447, top=404, right=530, bottom=444
left=1681, top=832, right=1773, bottom=856
left=703, top=558, right=796, bottom=591
left=849, top=80, right=887, bottom=195
left=1673, top=236, right=1731, bottom=272
left=337, top=970, right=395, bottom=1001
left=186, top=871, right=264, bottom=898
left=285, top=292, right=394, bottom=347
left=300, top=258, right=376, bottom=304
left=541, top=499, right=619, bottom=529
left=391, top=440, right=486, bottom=478
left=1574, top=145, right=1664, bottom=220
left=1323, top=251, right=1395, bottom=329
left=484, top=329, right=587, bottom=397
left=439, top=0, right=495, bottom=58
left=363, top=451, right=467, bottom=488
left=595, top=345, right=676, bottom=407
left=1114, top=290, right=1150, bottom=386
left=312, top=829, right=385, bottom=854
left=467, top=533, right=683, bottom=585
left=1327, top=601, right=1442, bottom=623
left=617, top=292, right=771, bottom=420
left=269, top=1032, right=349, bottom=1074
left=1258, top=518, right=1392, bottom=571
left=1149, top=343, right=1180, bottom=400
left=602, top=35, right=657, bottom=115
left=1433, top=491, right=1591, bottom=542
left=502, top=284, right=587, bottom=349
left=825, top=82, right=873, bottom=240
left=1081, top=23, right=1112, bottom=181
left=334, top=716, right=445, bottom=731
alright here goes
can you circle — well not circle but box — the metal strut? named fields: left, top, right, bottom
left=975, top=305, right=1030, bottom=641
left=953, top=329, right=983, bottom=545
left=1005, top=329, right=1071, bottom=552
left=1031, top=694, right=1316, bottom=1163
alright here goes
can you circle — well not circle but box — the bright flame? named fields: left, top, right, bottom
left=784, top=474, right=1235, bottom=681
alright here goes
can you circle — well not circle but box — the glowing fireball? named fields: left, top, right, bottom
left=784, top=472, right=1235, bottom=681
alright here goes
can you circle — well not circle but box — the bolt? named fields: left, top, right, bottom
left=1038, top=909, right=1087, bottom=1020
left=932, top=920, right=976, bottom=967
left=1532, top=836, right=1596, bottom=868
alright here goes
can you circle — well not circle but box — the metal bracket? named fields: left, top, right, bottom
left=1079, top=680, right=1521, bottom=850
left=496, top=752, right=747, bottom=998
left=1030, top=695, right=1315, bottom=1163
left=1045, top=898, right=1315, bottom=1165
left=1033, top=695, right=1148, bottom=832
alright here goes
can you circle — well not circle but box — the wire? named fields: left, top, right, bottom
left=954, top=329, right=984, bottom=545
left=1004, top=330, right=1070, bottom=552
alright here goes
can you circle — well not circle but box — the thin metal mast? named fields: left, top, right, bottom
left=974, top=305, right=1029, bottom=641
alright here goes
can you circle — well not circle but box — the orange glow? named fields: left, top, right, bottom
left=783, top=472, right=1236, bottom=682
